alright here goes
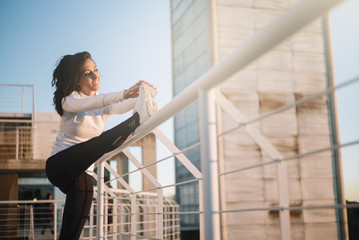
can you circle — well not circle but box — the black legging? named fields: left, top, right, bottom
left=46, top=113, right=139, bottom=240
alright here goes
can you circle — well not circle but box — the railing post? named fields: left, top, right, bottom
left=22, top=86, right=25, bottom=114
left=97, top=161, right=105, bottom=239
left=53, top=202, right=57, bottom=240
left=198, top=180, right=205, bottom=240
left=198, top=89, right=220, bottom=240
left=130, top=194, right=137, bottom=240
left=104, top=195, right=108, bottom=240
left=29, top=205, right=34, bottom=240
left=89, top=204, right=94, bottom=239
left=157, top=188, right=164, bottom=239
left=16, top=128, right=19, bottom=160
left=113, top=198, right=118, bottom=239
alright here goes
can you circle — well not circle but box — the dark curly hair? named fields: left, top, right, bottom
left=51, top=51, right=92, bottom=116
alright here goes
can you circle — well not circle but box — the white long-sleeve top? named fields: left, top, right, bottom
left=50, top=90, right=136, bottom=161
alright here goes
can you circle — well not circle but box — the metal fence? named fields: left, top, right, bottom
left=0, top=84, right=35, bottom=160
left=0, top=191, right=180, bottom=240
left=0, top=200, right=61, bottom=240
left=83, top=188, right=180, bottom=240
left=0, top=84, right=34, bottom=115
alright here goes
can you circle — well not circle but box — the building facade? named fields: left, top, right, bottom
left=0, top=108, right=60, bottom=201
left=171, top=0, right=346, bottom=239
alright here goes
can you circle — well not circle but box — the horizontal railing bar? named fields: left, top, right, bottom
left=110, top=210, right=198, bottom=216
left=96, top=0, right=344, bottom=165
left=0, top=200, right=64, bottom=204
left=171, top=211, right=202, bottom=215
left=218, top=75, right=359, bottom=137
left=219, top=139, right=359, bottom=176
left=0, top=83, right=33, bottom=87
left=121, top=234, right=161, bottom=240
left=217, top=203, right=359, bottom=214
left=0, top=120, right=58, bottom=123
left=0, top=119, right=32, bottom=123
left=106, top=188, right=158, bottom=196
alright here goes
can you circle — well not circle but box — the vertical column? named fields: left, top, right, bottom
left=140, top=133, right=157, bottom=191
left=198, top=89, right=220, bottom=240
left=97, top=161, right=105, bottom=239
left=323, top=14, right=349, bottom=240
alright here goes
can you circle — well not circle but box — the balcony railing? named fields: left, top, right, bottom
left=0, top=200, right=62, bottom=240
left=0, top=84, right=34, bottom=115
left=0, top=84, right=35, bottom=161
left=0, top=191, right=180, bottom=240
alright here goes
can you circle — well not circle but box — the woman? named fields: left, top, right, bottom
left=46, top=51, right=157, bottom=239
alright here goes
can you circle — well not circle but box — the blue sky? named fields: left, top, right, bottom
left=0, top=0, right=358, bottom=200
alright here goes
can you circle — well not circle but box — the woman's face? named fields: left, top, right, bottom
left=78, top=58, right=100, bottom=96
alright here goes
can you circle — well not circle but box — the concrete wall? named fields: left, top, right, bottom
left=34, top=112, right=60, bottom=160
left=0, top=174, right=18, bottom=238
left=0, top=112, right=59, bottom=171
left=0, top=174, right=18, bottom=200
left=217, top=1, right=337, bottom=239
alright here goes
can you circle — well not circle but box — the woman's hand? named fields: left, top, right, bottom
left=123, top=80, right=155, bottom=99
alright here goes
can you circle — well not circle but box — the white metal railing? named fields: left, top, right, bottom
left=91, top=0, right=351, bottom=240
left=87, top=162, right=181, bottom=240
left=83, top=188, right=180, bottom=240
left=0, top=192, right=180, bottom=240
left=0, top=84, right=35, bottom=115
left=0, top=84, right=36, bottom=160
left=0, top=200, right=62, bottom=240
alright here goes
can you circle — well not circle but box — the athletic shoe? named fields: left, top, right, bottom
left=133, top=83, right=158, bottom=124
